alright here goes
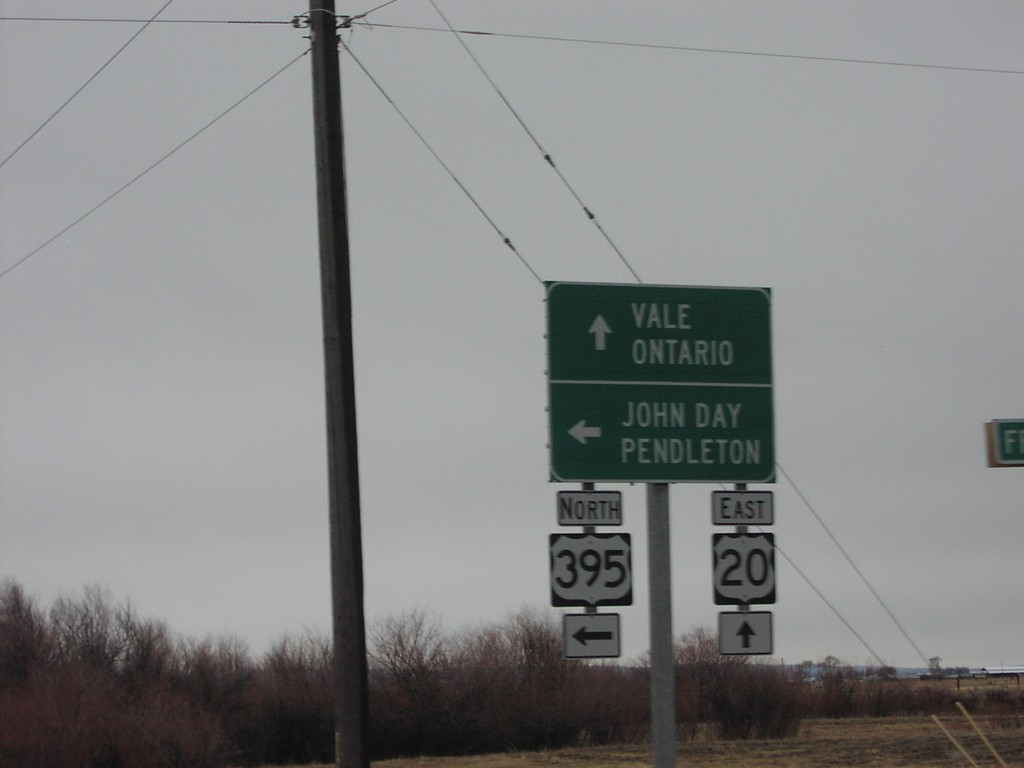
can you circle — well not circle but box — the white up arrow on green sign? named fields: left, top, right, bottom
left=546, top=281, right=774, bottom=483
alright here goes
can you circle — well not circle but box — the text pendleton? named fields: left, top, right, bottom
left=621, top=437, right=762, bottom=466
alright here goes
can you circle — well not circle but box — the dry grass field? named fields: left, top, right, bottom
left=289, top=713, right=1022, bottom=768
left=270, top=678, right=1024, bottom=768
left=306, top=677, right=1020, bottom=768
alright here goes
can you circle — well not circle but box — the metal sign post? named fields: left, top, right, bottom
left=647, top=482, right=675, bottom=768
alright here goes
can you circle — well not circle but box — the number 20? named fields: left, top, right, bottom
left=719, top=547, right=770, bottom=587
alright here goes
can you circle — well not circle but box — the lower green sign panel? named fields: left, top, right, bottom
left=549, top=382, right=774, bottom=483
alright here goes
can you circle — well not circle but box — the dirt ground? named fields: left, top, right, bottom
left=288, top=714, right=1023, bottom=767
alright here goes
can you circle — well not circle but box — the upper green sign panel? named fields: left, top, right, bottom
left=546, top=281, right=774, bottom=483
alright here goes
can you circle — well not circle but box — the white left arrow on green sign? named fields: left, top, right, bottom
left=569, top=420, right=602, bottom=444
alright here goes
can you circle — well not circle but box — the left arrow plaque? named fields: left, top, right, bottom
left=563, top=613, right=621, bottom=659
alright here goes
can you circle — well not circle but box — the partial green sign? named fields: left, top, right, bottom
left=546, top=282, right=774, bottom=483
left=988, top=420, right=1024, bottom=467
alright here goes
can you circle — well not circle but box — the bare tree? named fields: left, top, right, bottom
left=0, top=580, right=54, bottom=685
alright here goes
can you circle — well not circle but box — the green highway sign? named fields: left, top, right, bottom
left=546, top=281, right=774, bottom=483
left=987, top=420, right=1024, bottom=467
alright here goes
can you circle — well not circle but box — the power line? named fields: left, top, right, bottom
left=352, top=23, right=1024, bottom=77
left=419, top=0, right=924, bottom=663
left=6, top=14, right=1022, bottom=78
left=715, top=479, right=889, bottom=666
left=421, top=2, right=930, bottom=665
left=424, top=1, right=899, bottom=667
left=337, top=37, right=543, bottom=285
left=349, top=0, right=402, bottom=24
left=0, top=0, right=399, bottom=27
left=428, top=0, right=909, bottom=663
left=777, top=463, right=931, bottom=667
left=0, top=48, right=310, bottom=280
left=769, top=534, right=889, bottom=668
left=428, top=0, right=642, bottom=284
left=0, top=16, right=290, bottom=25
left=0, top=0, right=175, bottom=171
left=291, top=0, right=401, bottom=30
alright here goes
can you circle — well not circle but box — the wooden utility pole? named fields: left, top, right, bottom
left=308, top=2, right=370, bottom=767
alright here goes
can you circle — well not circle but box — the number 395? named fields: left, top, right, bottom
left=554, top=547, right=627, bottom=589
left=549, top=533, right=632, bottom=607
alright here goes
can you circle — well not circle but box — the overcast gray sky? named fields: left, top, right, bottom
left=2, top=1, right=1022, bottom=669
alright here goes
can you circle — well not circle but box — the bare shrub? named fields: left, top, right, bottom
left=367, top=608, right=613, bottom=758
left=0, top=662, right=122, bottom=768
left=0, top=656, right=227, bottom=768
left=816, top=657, right=859, bottom=718
left=169, top=634, right=254, bottom=762
left=239, top=631, right=334, bottom=766
left=442, top=622, right=522, bottom=755
left=501, top=608, right=585, bottom=750
left=674, top=626, right=803, bottom=740
left=576, top=662, right=649, bottom=744
left=116, top=602, right=174, bottom=693
left=367, top=609, right=453, bottom=757
left=710, top=663, right=804, bottom=739
left=171, top=635, right=253, bottom=710
left=367, top=608, right=584, bottom=757
left=954, top=684, right=1024, bottom=724
left=855, top=676, right=939, bottom=717
left=369, top=609, right=447, bottom=682
left=0, top=580, right=53, bottom=687
left=49, top=585, right=123, bottom=671
left=130, top=686, right=227, bottom=768
left=0, top=583, right=231, bottom=768
left=675, top=626, right=747, bottom=728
